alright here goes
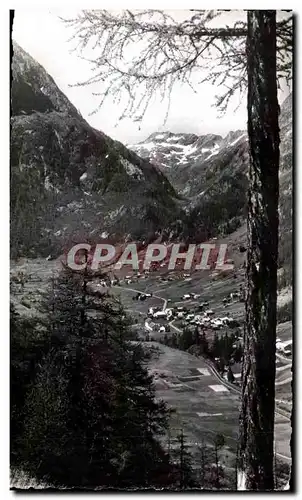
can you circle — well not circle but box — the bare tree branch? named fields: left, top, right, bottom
left=61, top=10, right=292, bottom=123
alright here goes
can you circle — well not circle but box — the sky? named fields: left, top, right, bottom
left=12, top=9, right=291, bottom=144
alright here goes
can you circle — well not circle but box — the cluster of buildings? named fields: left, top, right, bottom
left=147, top=300, right=240, bottom=332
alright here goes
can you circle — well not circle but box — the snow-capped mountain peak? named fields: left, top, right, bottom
left=128, top=129, right=248, bottom=196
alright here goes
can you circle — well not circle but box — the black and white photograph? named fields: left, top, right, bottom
left=9, top=7, right=293, bottom=491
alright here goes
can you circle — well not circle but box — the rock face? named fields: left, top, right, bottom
left=10, top=43, right=183, bottom=258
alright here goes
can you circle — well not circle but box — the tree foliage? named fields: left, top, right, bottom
left=11, top=267, right=174, bottom=488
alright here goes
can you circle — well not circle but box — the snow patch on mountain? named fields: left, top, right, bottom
left=54, top=129, right=62, bottom=148
left=120, top=158, right=144, bottom=179
left=129, top=131, right=248, bottom=177
left=168, top=135, right=184, bottom=142
left=229, top=133, right=247, bottom=147
left=80, top=172, right=88, bottom=181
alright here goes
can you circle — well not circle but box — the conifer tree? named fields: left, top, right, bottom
left=18, top=266, right=172, bottom=488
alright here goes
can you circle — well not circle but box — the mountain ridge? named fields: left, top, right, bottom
left=10, top=43, right=183, bottom=258
left=10, top=42, right=292, bottom=288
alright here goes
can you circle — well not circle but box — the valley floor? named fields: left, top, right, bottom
left=10, top=248, right=292, bottom=488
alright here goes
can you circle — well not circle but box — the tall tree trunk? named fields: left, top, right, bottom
left=239, top=10, right=280, bottom=491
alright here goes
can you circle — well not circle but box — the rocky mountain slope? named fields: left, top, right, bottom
left=10, top=43, right=183, bottom=258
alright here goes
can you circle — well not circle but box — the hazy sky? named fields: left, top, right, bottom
left=12, top=9, right=291, bottom=144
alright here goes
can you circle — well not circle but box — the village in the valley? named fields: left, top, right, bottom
left=10, top=225, right=292, bottom=483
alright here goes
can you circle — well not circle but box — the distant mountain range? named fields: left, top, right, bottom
left=10, top=42, right=292, bottom=287
left=128, top=130, right=247, bottom=198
